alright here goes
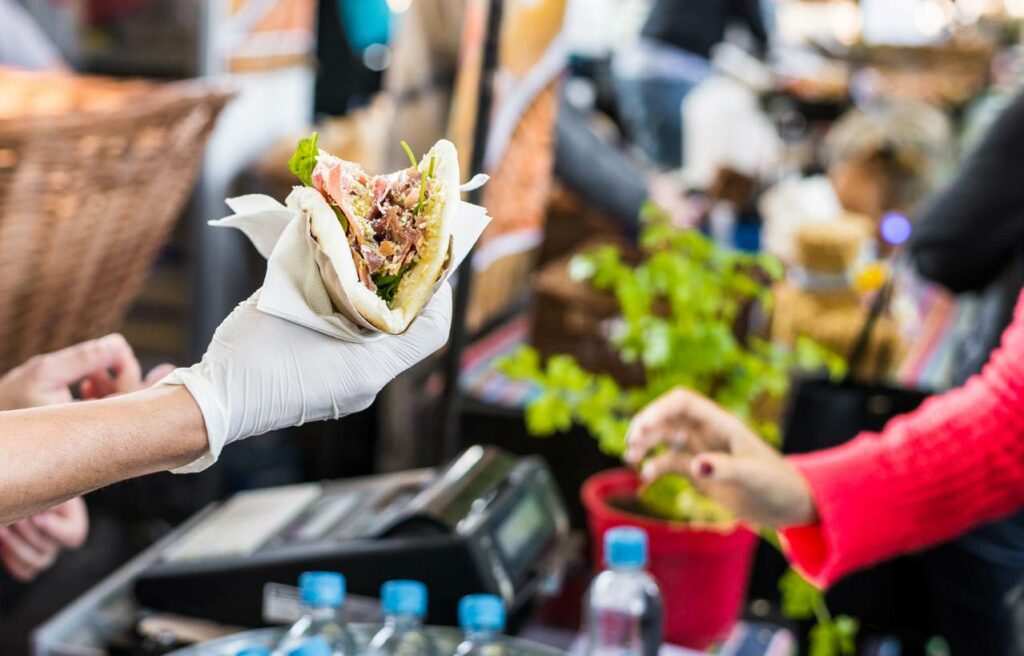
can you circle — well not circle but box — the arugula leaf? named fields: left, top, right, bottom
left=400, top=140, right=418, bottom=169
left=415, top=155, right=436, bottom=216
left=372, top=263, right=412, bottom=304
left=288, top=132, right=320, bottom=187
left=331, top=204, right=348, bottom=231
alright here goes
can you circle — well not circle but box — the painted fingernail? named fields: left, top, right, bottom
left=698, top=461, right=714, bottom=477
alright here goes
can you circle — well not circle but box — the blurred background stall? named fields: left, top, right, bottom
left=5, top=0, right=1024, bottom=655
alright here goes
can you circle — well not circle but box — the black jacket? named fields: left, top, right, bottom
left=909, top=91, right=1024, bottom=385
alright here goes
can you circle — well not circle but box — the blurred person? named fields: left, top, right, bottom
left=555, top=97, right=698, bottom=235
left=612, top=0, right=768, bottom=170
left=0, top=335, right=172, bottom=582
left=0, top=0, right=65, bottom=70
left=905, top=88, right=1024, bottom=654
left=625, top=91, right=1024, bottom=654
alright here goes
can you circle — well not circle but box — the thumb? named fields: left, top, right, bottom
left=390, top=283, right=453, bottom=361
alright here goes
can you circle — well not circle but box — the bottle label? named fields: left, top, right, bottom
left=263, top=582, right=303, bottom=624
left=595, top=610, right=641, bottom=655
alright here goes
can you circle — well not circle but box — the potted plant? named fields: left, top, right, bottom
left=499, top=205, right=856, bottom=653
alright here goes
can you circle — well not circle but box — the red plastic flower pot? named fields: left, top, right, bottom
left=581, top=468, right=759, bottom=650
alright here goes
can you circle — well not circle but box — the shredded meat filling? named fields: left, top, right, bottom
left=312, top=157, right=437, bottom=299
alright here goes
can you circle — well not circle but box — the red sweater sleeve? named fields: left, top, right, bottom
left=778, top=290, right=1024, bottom=588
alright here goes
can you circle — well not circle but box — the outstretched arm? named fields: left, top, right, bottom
left=0, top=386, right=206, bottom=524
left=0, top=285, right=453, bottom=526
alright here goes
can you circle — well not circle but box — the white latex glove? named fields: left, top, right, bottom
left=163, top=284, right=453, bottom=473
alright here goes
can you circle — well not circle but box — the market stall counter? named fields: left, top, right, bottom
left=32, top=447, right=574, bottom=655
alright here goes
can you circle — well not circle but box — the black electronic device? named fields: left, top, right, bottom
left=133, top=447, right=569, bottom=628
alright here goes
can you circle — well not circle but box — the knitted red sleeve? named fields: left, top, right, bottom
left=778, top=291, right=1024, bottom=587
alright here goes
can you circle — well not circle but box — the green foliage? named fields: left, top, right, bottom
left=779, top=568, right=822, bottom=620
left=810, top=616, right=859, bottom=656
left=499, top=201, right=842, bottom=494
left=639, top=474, right=735, bottom=524
left=400, top=140, right=418, bottom=169
left=287, top=132, right=320, bottom=187
left=415, top=155, right=436, bottom=215
left=780, top=568, right=858, bottom=656
left=497, top=201, right=856, bottom=654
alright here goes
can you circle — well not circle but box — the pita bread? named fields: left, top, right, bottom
left=287, top=139, right=459, bottom=334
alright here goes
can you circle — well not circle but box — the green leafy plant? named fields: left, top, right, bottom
left=498, top=203, right=854, bottom=654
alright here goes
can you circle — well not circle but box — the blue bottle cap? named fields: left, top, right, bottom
left=604, top=526, right=648, bottom=568
left=287, top=636, right=332, bottom=656
left=459, top=594, right=506, bottom=632
left=299, top=571, right=346, bottom=608
left=236, top=648, right=272, bottom=656
left=381, top=579, right=428, bottom=617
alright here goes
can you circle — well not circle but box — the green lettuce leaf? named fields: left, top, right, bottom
left=372, top=263, right=413, bottom=304
left=288, top=132, right=320, bottom=187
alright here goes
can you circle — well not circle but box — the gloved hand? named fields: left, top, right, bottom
left=163, top=284, right=453, bottom=473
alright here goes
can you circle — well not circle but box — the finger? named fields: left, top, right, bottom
left=81, top=370, right=116, bottom=400
left=143, top=363, right=177, bottom=388
left=34, top=500, right=88, bottom=548
left=395, top=284, right=453, bottom=357
left=626, top=389, right=710, bottom=462
left=419, top=283, right=453, bottom=328
left=691, top=452, right=746, bottom=484
left=640, top=451, right=694, bottom=484
left=8, top=519, right=58, bottom=554
left=33, top=334, right=141, bottom=388
left=79, top=377, right=96, bottom=400
left=106, top=336, right=143, bottom=394
left=0, top=527, right=56, bottom=572
left=626, top=424, right=692, bottom=465
left=1, top=552, right=36, bottom=581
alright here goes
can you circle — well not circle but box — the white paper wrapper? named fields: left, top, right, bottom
left=211, top=191, right=491, bottom=341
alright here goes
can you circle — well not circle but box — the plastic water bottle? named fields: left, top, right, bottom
left=584, top=527, right=663, bottom=656
left=455, top=594, right=508, bottom=656
left=276, top=572, right=357, bottom=656
left=286, top=636, right=332, bottom=656
left=365, top=580, right=439, bottom=656
left=237, top=648, right=272, bottom=656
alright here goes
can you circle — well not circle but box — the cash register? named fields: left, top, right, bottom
left=131, top=446, right=570, bottom=628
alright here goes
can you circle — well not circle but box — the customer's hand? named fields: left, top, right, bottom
left=0, top=337, right=170, bottom=580
left=164, top=285, right=454, bottom=472
left=625, top=387, right=818, bottom=528
left=0, top=498, right=88, bottom=582
left=0, top=334, right=173, bottom=410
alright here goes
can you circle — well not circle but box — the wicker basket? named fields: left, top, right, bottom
left=530, top=240, right=644, bottom=387
left=0, top=75, right=231, bottom=372
left=538, top=185, right=629, bottom=267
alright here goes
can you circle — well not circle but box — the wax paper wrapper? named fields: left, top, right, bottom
left=210, top=181, right=491, bottom=341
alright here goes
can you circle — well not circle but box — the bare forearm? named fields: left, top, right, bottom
left=0, top=386, right=207, bottom=523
